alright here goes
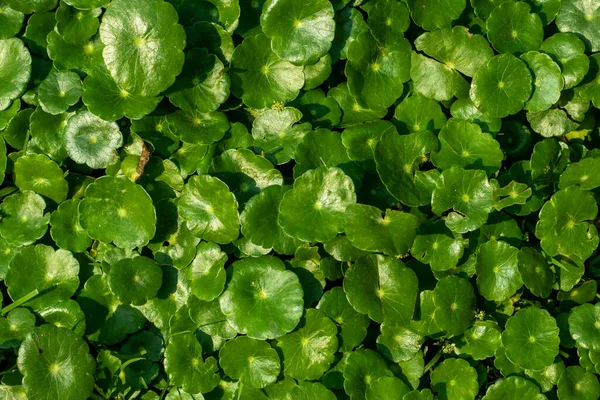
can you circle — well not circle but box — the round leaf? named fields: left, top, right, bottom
left=164, top=332, right=220, bottom=394
left=0, top=38, right=31, bottom=111
left=0, top=191, right=50, bottom=247
left=178, top=174, right=240, bottom=244
left=230, top=33, right=304, bottom=108
left=14, top=154, right=68, bottom=204
left=476, top=240, right=523, bottom=302
left=64, top=111, right=123, bottom=169
left=502, top=307, right=560, bottom=370
left=432, top=276, right=476, bottom=337
left=185, top=242, right=227, bottom=302
left=260, top=0, right=335, bottom=65
left=535, top=185, right=599, bottom=261
left=557, top=366, right=600, bottom=400
left=521, top=51, right=564, bottom=112
left=18, top=325, right=95, bottom=400
left=487, top=2, right=544, bottom=53
left=482, top=376, right=545, bottom=400
left=470, top=54, right=533, bottom=118
left=99, top=0, right=186, bottom=97
left=279, top=167, right=356, bottom=243
left=220, top=336, right=280, bottom=388
left=79, top=176, right=156, bottom=249
left=107, top=256, right=163, bottom=306
left=345, top=31, right=411, bottom=109
left=411, top=220, right=464, bottom=272
left=240, top=185, right=304, bottom=255
left=38, top=70, right=82, bottom=115
left=406, top=0, right=466, bottom=30
left=345, top=204, right=419, bottom=256
left=219, top=256, right=304, bottom=339
left=343, top=254, right=418, bottom=324
left=277, top=308, right=338, bottom=381
left=431, top=358, right=478, bottom=400
left=556, top=0, right=600, bottom=52
left=568, top=303, right=600, bottom=350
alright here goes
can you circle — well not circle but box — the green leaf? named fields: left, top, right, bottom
left=0, top=191, right=50, bottom=247
left=470, top=54, right=533, bottom=118
left=406, top=0, right=466, bottom=30
left=168, top=109, right=229, bottom=145
left=279, top=167, right=356, bottom=243
left=328, top=83, right=387, bottom=127
left=240, top=185, right=304, bottom=255
left=286, top=381, right=336, bottom=400
left=0, top=2, right=24, bottom=40
left=230, top=33, right=304, bottom=108
left=487, top=2, right=544, bottom=53
left=99, top=0, right=186, bottom=97
left=518, top=247, right=554, bottom=298
left=410, top=52, right=470, bottom=102
left=482, top=376, right=546, bottom=400
left=38, top=70, right=82, bottom=115
left=432, top=118, right=503, bottom=176
left=414, top=26, right=494, bottom=77
left=367, top=0, right=410, bottom=46
left=55, top=3, right=101, bottom=44
left=290, top=89, right=341, bottom=129
left=29, top=108, right=71, bottom=162
left=556, top=0, right=600, bottom=52
left=294, top=128, right=363, bottom=186
left=345, top=204, right=419, bottom=256
left=167, top=48, right=230, bottom=113
left=376, top=324, right=423, bottom=363
left=432, top=166, right=495, bottom=234
left=0, top=38, right=31, bottom=111
left=38, top=300, right=86, bottom=336
left=220, top=336, right=280, bottom=388
left=366, top=376, right=411, bottom=400
left=178, top=174, right=240, bottom=244
left=164, top=332, right=220, bottom=394
left=316, top=287, right=369, bottom=351
left=394, top=94, right=447, bottom=134
left=520, top=51, right=564, bottom=112
left=343, top=254, right=418, bottom=324
left=5, top=244, right=79, bottom=311
left=77, top=275, right=145, bottom=345
left=219, top=256, right=304, bottom=339
left=211, top=148, right=283, bottom=204
left=14, top=154, right=68, bottom=204
left=432, top=276, right=476, bottom=337
left=343, top=349, right=392, bottom=400
left=345, top=31, right=411, bottom=109
left=185, top=242, right=227, bottom=301
left=107, top=256, right=163, bottom=306
left=559, top=156, right=600, bottom=190
left=557, top=366, right=600, bottom=400
left=64, top=110, right=123, bottom=169
left=476, top=240, right=523, bottom=302
left=79, top=176, right=156, bottom=249
left=501, top=307, right=560, bottom=370
left=82, top=64, right=162, bottom=122
left=541, top=33, right=590, bottom=89
left=375, top=129, right=439, bottom=207
left=18, top=325, right=95, bottom=400
left=431, top=358, right=478, bottom=400
left=450, top=98, right=502, bottom=133
left=568, top=303, right=600, bottom=350
left=535, top=185, right=599, bottom=261
left=277, top=308, right=338, bottom=381
left=411, top=220, right=464, bottom=272
left=0, top=308, right=35, bottom=348
left=260, top=0, right=335, bottom=65
left=458, top=321, right=502, bottom=360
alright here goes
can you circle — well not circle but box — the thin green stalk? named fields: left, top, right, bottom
left=1, top=289, right=39, bottom=316
left=424, top=348, right=443, bottom=373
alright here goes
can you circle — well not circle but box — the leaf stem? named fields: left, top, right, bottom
left=0, top=289, right=39, bottom=316
left=237, top=381, right=243, bottom=400
left=0, top=364, right=17, bottom=376
left=423, top=348, right=443, bottom=373
left=559, top=350, right=570, bottom=359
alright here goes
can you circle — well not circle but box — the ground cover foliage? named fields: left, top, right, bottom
left=0, top=0, right=599, bottom=399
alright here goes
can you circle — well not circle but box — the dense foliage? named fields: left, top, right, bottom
left=0, top=0, right=599, bottom=399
